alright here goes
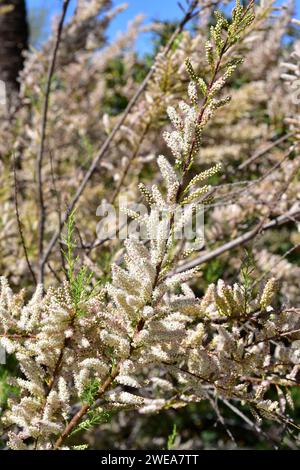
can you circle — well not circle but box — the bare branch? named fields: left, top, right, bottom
left=13, top=154, right=37, bottom=285
left=172, top=203, right=300, bottom=275
left=36, top=0, right=70, bottom=284
left=238, top=132, right=294, bottom=170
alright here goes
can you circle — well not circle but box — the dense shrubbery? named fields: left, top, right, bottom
left=0, top=0, right=300, bottom=450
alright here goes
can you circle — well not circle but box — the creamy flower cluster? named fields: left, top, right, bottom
left=1, top=271, right=299, bottom=449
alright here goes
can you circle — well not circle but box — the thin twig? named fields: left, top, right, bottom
left=13, top=154, right=37, bottom=285
left=171, top=203, right=300, bottom=275
left=54, top=363, right=121, bottom=449
left=238, top=132, right=294, bottom=170
left=246, top=327, right=300, bottom=349
left=36, top=0, right=70, bottom=284
left=207, top=392, right=237, bottom=445
left=47, top=261, right=63, bottom=283
left=209, top=147, right=296, bottom=209
left=109, top=122, right=151, bottom=205
left=0, top=333, right=36, bottom=340
left=253, top=241, right=300, bottom=288
left=175, top=168, right=299, bottom=277
left=220, top=398, right=278, bottom=449
left=49, top=148, right=67, bottom=278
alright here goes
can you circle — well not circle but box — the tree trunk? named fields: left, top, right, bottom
left=0, top=0, right=29, bottom=111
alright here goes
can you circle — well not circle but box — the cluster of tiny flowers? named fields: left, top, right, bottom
left=2, top=264, right=299, bottom=449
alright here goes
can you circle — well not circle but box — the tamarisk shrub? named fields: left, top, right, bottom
left=0, top=1, right=300, bottom=450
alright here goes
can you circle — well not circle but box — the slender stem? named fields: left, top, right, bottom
left=54, top=365, right=120, bottom=450
left=110, top=122, right=152, bottom=205
left=49, top=148, right=67, bottom=278
left=0, top=334, right=36, bottom=340
left=154, top=39, right=230, bottom=286
left=35, top=306, right=77, bottom=449
left=36, top=0, right=70, bottom=284
left=238, top=132, right=294, bottom=170
left=13, top=154, right=37, bottom=285
left=171, top=204, right=300, bottom=275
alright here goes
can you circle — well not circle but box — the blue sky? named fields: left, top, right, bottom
left=27, top=0, right=300, bottom=53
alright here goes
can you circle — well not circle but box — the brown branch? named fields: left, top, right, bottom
left=35, top=305, right=77, bottom=449
left=47, top=261, right=63, bottom=283
left=83, top=122, right=152, bottom=255
left=13, top=154, right=37, bottom=285
left=49, top=148, right=67, bottom=279
left=246, top=327, right=300, bottom=349
left=171, top=203, right=300, bottom=275
left=36, top=0, right=70, bottom=284
left=109, top=121, right=152, bottom=205
left=207, top=392, right=236, bottom=445
left=0, top=333, right=36, bottom=340
left=209, top=147, right=295, bottom=209
left=54, top=364, right=120, bottom=450
left=238, top=132, right=294, bottom=170
left=220, top=398, right=278, bottom=449
left=253, top=241, right=300, bottom=288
